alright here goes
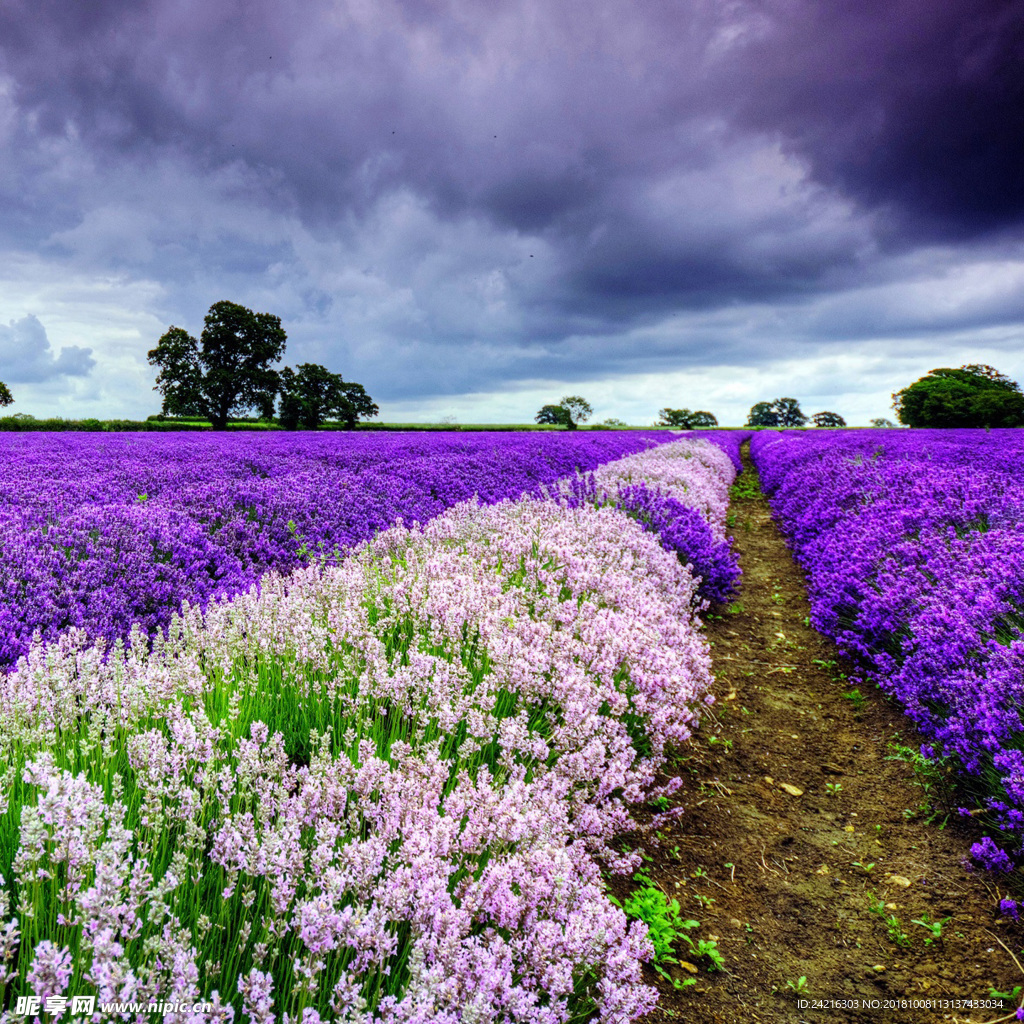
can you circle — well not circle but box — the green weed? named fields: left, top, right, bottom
left=867, top=892, right=911, bottom=947
left=911, top=914, right=951, bottom=945
left=886, top=742, right=953, bottom=825
left=843, top=688, right=866, bottom=713
left=729, top=473, right=763, bottom=501
left=611, top=887, right=699, bottom=989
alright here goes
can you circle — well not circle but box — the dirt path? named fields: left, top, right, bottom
left=631, top=444, right=1024, bottom=1023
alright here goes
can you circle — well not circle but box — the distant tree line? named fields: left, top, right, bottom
left=148, top=300, right=378, bottom=430
left=534, top=396, right=850, bottom=429
left=16, top=324, right=1023, bottom=431
left=656, top=408, right=717, bottom=428
left=745, top=398, right=846, bottom=428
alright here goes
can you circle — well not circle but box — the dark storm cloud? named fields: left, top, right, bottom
left=5, top=0, right=1017, bottom=244
left=0, top=0, right=1022, bottom=412
left=726, top=0, right=1024, bottom=239
left=0, top=315, right=95, bottom=382
left=0, top=0, right=760, bottom=280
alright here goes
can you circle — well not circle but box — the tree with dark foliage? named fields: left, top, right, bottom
left=149, top=301, right=287, bottom=429
left=535, top=404, right=572, bottom=427
left=278, top=363, right=378, bottom=429
left=746, top=397, right=807, bottom=428
left=656, top=408, right=718, bottom=428
left=559, top=395, right=593, bottom=430
left=0, top=382, right=12, bottom=408
left=535, top=396, right=592, bottom=429
left=745, top=401, right=778, bottom=427
left=892, top=365, right=1024, bottom=427
left=773, top=397, right=808, bottom=427
left=334, top=381, right=379, bottom=429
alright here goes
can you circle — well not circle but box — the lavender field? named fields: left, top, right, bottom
left=0, top=434, right=741, bottom=1022
left=0, top=431, right=704, bottom=669
left=8, top=425, right=1024, bottom=1022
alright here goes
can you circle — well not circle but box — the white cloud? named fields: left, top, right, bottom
left=0, top=313, right=94, bottom=383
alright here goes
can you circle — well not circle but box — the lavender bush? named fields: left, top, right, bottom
left=613, top=484, right=740, bottom=604
left=672, top=430, right=746, bottom=475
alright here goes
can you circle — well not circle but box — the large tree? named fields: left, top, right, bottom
left=746, top=397, right=807, bottom=428
left=535, top=404, right=571, bottom=427
left=148, top=301, right=287, bottom=429
left=278, top=363, right=378, bottom=429
left=773, top=397, right=808, bottom=427
left=745, top=401, right=778, bottom=427
left=534, top=396, right=592, bottom=430
left=0, top=382, right=12, bottom=408
left=892, top=365, right=1024, bottom=427
left=656, top=408, right=718, bottom=429
left=559, top=395, right=593, bottom=430
left=334, top=381, right=379, bottom=429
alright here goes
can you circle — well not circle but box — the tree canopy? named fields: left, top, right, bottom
left=148, top=300, right=287, bottom=429
left=535, top=404, right=571, bottom=427
left=334, top=381, right=379, bottom=429
left=656, top=408, right=718, bottom=429
left=559, top=395, right=592, bottom=430
left=891, top=365, right=1024, bottom=428
left=745, top=401, right=777, bottom=427
left=811, top=411, right=846, bottom=428
left=278, top=364, right=379, bottom=430
left=0, top=382, right=12, bottom=408
left=745, top=397, right=807, bottom=428
left=535, top=396, right=592, bottom=430
left=773, top=397, right=808, bottom=427
left=870, top=417, right=897, bottom=428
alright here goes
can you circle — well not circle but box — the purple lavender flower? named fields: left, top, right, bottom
left=972, top=837, right=1015, bottom=873
left=1, top=438, right=733, bottom=1024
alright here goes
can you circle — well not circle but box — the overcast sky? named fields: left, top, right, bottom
left=0, top=0, right=1021, bottom=425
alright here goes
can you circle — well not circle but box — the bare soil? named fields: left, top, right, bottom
left=622, top=444, right=1024, bottom=1024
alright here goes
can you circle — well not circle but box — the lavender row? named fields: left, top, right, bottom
left=0, top=431, right=675, bottom=669
left=751, top=429, right=1024, bottom=850
left=586, top=439, right=742, bottom=604
left=0, top=440, right=735, bottom=1022
left=674, top=429, right=749, bottom=474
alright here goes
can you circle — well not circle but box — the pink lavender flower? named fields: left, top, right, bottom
left=238, top=968, right=275, bottom=1024
left=26, top=940, right=73, bottom=1004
